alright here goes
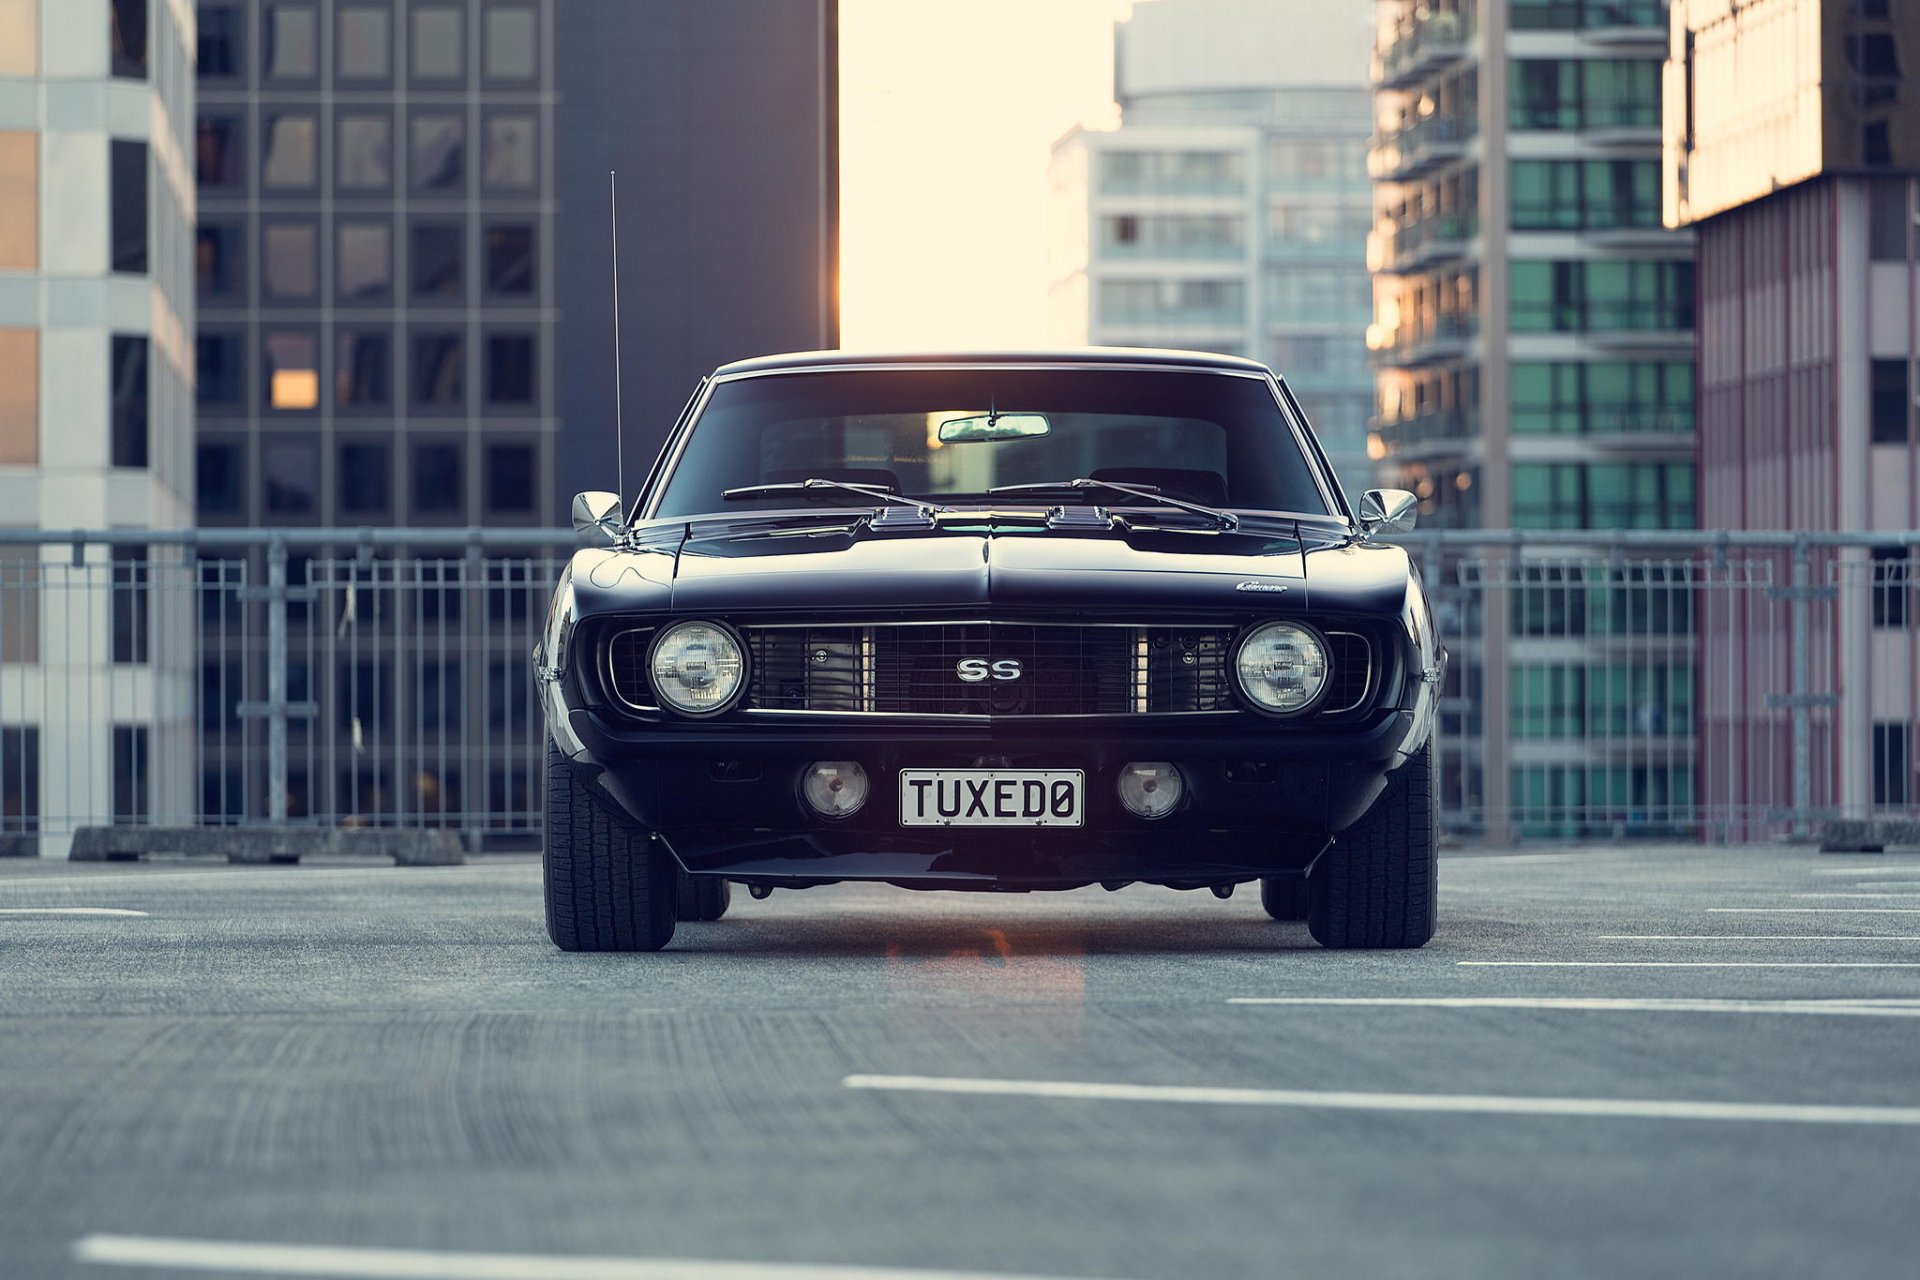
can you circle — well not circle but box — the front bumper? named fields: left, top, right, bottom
left=562, top=706, right=1421, bottom=888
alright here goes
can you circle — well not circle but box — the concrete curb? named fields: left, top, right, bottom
left=67, top=827, right=466, bottom=866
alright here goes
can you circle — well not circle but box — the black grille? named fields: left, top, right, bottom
left=604, top=627, right=658, bottom=708
left=746, top=623, right=1235, bottom=717
left=1321, top=631, right=1373, bottom=714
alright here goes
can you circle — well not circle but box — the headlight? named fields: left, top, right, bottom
left=1234, top=621, right=1330, bottom=715
left=647, top=620, right=747, bottom=716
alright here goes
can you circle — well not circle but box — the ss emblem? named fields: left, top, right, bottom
left=956, top=658, right=1023, bottom=683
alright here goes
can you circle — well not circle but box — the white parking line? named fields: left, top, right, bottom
left=1459, top=960, right=1920, bottom=969
left=1225, top=996, right=1920, bottom=1017
left=841, top=1074, right=1920, bottom=1127
left=1709, top=908, right=1920, bottom=914
left=0, top=908, right=148, bottom=917
left=1793, top=893, right=1920, bottom=900
left=72, top=1234, right=1086, bottom=1280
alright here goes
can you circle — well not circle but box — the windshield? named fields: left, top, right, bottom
left=647, top=368, right=1336, bottom=520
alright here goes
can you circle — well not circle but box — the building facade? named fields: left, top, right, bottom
left=0, top=0, right=199, bottom=849
left=1668, top=0, right=1920, bottom=821
left=1047, top=0, right=1377, bottom=494
left=1369, top=0, right=1697, bottom=837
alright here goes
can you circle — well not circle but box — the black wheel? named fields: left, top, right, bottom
left=543, top=739, right=677, bottom=952
left=1258, top=875, right=1311, bottom=921
left=1307, top=741, right=1438, bottom=949
left=677, top=875, right=732, bottom=922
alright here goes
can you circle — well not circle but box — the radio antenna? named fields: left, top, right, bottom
left=609, top=170, right=626, bottom=504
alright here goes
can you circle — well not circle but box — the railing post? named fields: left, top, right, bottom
left=1790, top=536, right=1811, bottom=840
left=266, top=533, right=288, bottom=826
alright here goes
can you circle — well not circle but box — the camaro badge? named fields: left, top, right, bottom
left=1234, top=581, right=1290, bottom=594
left=956, top=658, right=1023, bottom=682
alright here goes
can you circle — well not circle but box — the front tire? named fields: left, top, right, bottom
left=1307, top=741, right=1438, bottom=949
left=1258, top=875, right=1310, bottom=921
left=677, top=876, right=731, bottom=922
left=544, top=739, right=677, bottom=952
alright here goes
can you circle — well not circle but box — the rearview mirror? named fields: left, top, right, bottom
left=1359, top=488, right=1418, bottom=535
left=571, top=491, right=625, bottom=542
left=936, top=412, right=1051, bottom=444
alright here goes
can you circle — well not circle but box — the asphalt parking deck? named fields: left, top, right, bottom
left=2, top=844, right=1917, bottom=1279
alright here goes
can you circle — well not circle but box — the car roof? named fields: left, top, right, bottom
left=711, top=347, right=1277, bottom=378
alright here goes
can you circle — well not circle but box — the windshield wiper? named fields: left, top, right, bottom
left=722, top=479, right=951, bottom=517
left=986, top=478, right=1238, bottom=531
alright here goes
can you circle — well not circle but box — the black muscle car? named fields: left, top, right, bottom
left=535, top=350, right=1444, bottom=951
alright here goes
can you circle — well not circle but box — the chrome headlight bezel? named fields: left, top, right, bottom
left=1232, top=619, right=1332, bottom=717
left=645, top=619, right=749, bottom=717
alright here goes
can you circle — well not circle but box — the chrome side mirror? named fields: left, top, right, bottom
left=1359, top=488, right=1418, bottom=536
left=571, top=491, right=626, bottom=542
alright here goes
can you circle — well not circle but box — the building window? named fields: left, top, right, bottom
left=1873, top=547, right=1911, bottom=628
left=0, top=0, right=37, bottom=76
left=484, top=4, right=538, bottom=81
left=195, top=223, right=245, bottom=300
left=0, top=131, right=33, bottom=273
left=112, top=729, right=149, bottom=821
left=412, top=223, right=464, bottom=299
left=1511, top=462, right=1695, bottom=531
left=264, top=3, right=318, bottom=81
left=0, top=327, right=36, bottom=466
left=262, top=221, right=319, bottom=301
left=111, top=550, right=149, bottom=665
left=1869, top=179, right=1911, bottom=261
left=411, top=5, right=465, bottom=83
left=1510, top=58, right=1659, bottom=131
left=338, top=440, right=391, bottom=519
left=410, top=113, right=465, bottom=193
left=485, top=442, right=535, bottom=514
left=336, top=331, right=391, bottom=409
left=1512, top=159, right=1660, bottom=231
left=485, top=224, right=534, bottom=295
left=486, top=334, right=535, bottom=406
left=337, top=221, right=392, bottom=300
left=412, top=440, right=464, bottom=516
left=1872, top=359, right=1911, bottom=443
left=197, top=116, right=245, bottom=188
left=110, top=140, right=148, bottom=274
left=110, top=335, right=148, bottom=468
left=196, top=333, right=244, bottom=408
left=3, top=726, right=40, bottom=834
left=198, top=4, right=242, bottom=79
left=482, top=114, right=537, bottom=190
left=1510, top=260, right=1694, bottom=333
left=262, top=114, right=318, bottom=191
left=262, top=436, right=319, bottom=518
left=1511, top=361, right=1694, bottom=435
left=110, top=0, right=148, bottom=79
left=338, top=4, right=392, bottom=82
left=337, top=113, right=393, bottom=191
left=412, top=333, right=464, bottom=408
left=196, top=438, right=246, bottom=517
left=1875, top=723, right=1911, bottom=807
left=264, top=331, right=319, bottom=411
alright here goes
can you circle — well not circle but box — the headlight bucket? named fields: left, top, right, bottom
left=1233, top=620, right=1331, bottom=716
left=646, top=619, right=749, bottom=717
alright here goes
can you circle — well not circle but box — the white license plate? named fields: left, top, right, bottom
left=898, top=769, right=1085, bottom=828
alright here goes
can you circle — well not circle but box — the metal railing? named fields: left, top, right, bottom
left=3, top=527, right=1918, bottom=851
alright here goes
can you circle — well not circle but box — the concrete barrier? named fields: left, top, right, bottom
left=0, top=834, right=38, bottom=858
left=1819, top=820, right=1920, bottom=854
left=68, top=826, right=465, bottom=866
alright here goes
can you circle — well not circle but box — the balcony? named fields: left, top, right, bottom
left=1373, top=312, right=1479, bottom=367
left=1374, top=9, right=1474, bottom=92
left=1369, top=115, right=1476, bottom=183
left=1374, top=408, right=1482, bottom=460
left=1373, top=213, right=1476, bottom=275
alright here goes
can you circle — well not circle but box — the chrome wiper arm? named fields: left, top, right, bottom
left=987, top=478, right=1238, bottom=531
left=722, top=479, right=951, bottom=516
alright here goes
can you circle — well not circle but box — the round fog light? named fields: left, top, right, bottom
left=1117, top=761, right=1185, bottom=819
left=802, top=761, right=869, bottom=819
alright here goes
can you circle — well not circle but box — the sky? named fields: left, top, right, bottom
left=837, top=0, right=1136, bottom=351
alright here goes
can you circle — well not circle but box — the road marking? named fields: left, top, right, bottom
left=72, top=1234, right=1087, bottom=1280
left=841, top=1074, right=1920, bottom=1127
left=1793, top=893, right=1920, bottom=899
left=1720, top=905, right=1920, bottom=917
left=1459, top=960, right=1920, bottom=969
left=1596, top=934, right=1920, bottom=941
left=0, top=908, right=148, bottom=917
left=1226, top=996, right=1920, bottom=1017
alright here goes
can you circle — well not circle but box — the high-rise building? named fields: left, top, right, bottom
left=0, top=0, right=199, bottom=847
left=1369, top=0, right=1695, bottom=837
left=1047, top=0, right=1377, bottom=494
left=1667, top=0, right=1920, bottom=821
